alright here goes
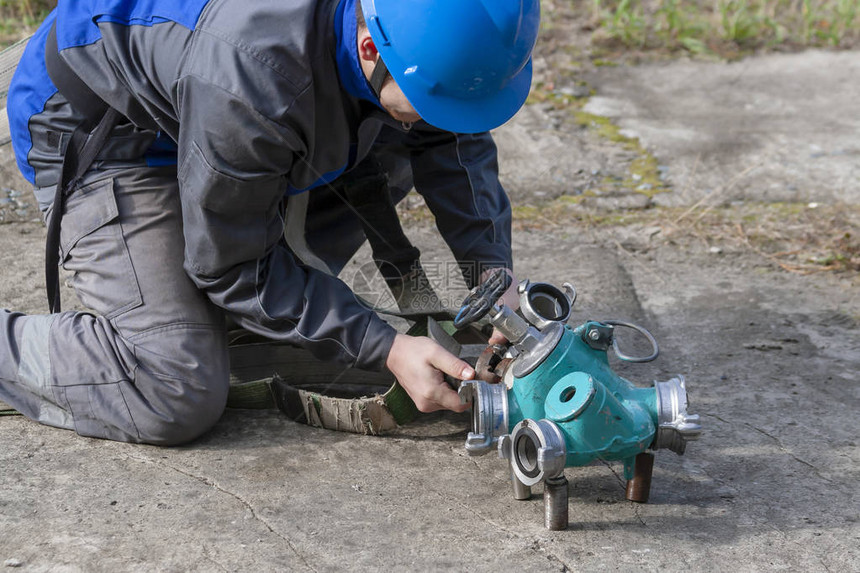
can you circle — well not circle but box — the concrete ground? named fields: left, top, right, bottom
left=2, top=50, right=859, bottom=572
left=582, top=50, right=860, bottom=207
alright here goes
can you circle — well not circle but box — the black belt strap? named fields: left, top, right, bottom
left=43, top=22, right=122, bottom=313
left=45, top=108, right=122, bottom=313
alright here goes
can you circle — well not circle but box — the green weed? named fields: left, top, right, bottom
left=587, top=0, right=860, bottom=58
left=0, top=0, right=54, bottom=46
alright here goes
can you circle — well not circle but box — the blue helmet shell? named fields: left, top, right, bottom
left=360, top=0, right=540, bottom=133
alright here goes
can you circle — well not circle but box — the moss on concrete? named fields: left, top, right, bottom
left=571, top=110, right=669, bottom=198
left=592, top=58, right=621, bottom=67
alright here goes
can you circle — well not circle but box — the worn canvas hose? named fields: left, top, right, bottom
left=225, top=311, right=477, bottom=435
left=225, top=326, right=421, bottom=435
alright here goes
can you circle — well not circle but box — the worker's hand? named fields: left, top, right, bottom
left=386, top=333, right=474, bottom=413
left=481, top=268, right=520, bottom=346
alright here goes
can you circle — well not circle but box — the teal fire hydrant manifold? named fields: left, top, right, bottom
left=453, top=271, right=701, bottom=530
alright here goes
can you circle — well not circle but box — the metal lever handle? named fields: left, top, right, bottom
left=453, top=269, right=512, bottom=329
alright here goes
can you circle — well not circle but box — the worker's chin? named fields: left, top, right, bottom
left=385, top=107, right=421, bottom=125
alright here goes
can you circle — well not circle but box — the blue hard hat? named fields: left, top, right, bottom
left=360, top=0, right=540, bottom=134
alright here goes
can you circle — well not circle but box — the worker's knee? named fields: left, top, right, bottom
left=134, top=379, right=228, bottom=446
left=128, top=326, right=230, bottom=446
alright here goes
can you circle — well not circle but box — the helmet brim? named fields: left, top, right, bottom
left=394, top=59, right=533, bottom=134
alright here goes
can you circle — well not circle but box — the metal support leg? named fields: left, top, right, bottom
left=544, top=475, right=569, bottom=530
left=625, top=452, right=655, bottom=503
left=511, top=468, right=531, bottom=500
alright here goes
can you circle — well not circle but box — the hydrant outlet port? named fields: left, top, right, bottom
left=654, top=376, right=702, bottom=454
left=459, top=380, right=508, bottom=456
left=502, top=419, right=566, bottom=487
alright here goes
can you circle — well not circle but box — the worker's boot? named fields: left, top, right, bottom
left=386, top=265, right=442, bottom=313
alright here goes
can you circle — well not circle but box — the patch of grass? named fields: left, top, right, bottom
left=667, top=201, right=860, bottom=274
left=511, top=198, right=860, bottom=275
left=588, top=0, right=860, bottom=58
left=401, top=184, right=859, bottom=277
left=509, top=195, right=658, bottom=231
left=599, top=0, right=649, bottom=47
left=0, top=0, right=54, bottom=47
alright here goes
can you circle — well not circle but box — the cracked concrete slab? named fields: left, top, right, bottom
left=2, top=217, right=859, bottom=572
left=494, top=103, right=641, bottom=204
left=2, top=46, right=860, bottom=572
left=584, top=49, right=860, bottom=207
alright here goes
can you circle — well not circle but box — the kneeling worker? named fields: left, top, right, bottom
left=1, top=0, right=540, bottom=444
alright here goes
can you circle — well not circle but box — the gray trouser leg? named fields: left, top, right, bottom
left=0, top=166, right=229, bottom=445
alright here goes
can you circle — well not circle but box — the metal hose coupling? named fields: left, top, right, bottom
left=499, top=419, right=567, bottom=487
left=458, top=380, right=508, bottom=456
left=653, top=375, right=702, bottom=454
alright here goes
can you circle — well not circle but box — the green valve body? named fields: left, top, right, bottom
left=458, top=277, right=701, bottom=505
left=506, top=323, right=658, bottom=476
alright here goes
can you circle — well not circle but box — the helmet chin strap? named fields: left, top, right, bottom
left=370, top=57, right=413, bottom=130
left=369, top=57, right=389, bottom=100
